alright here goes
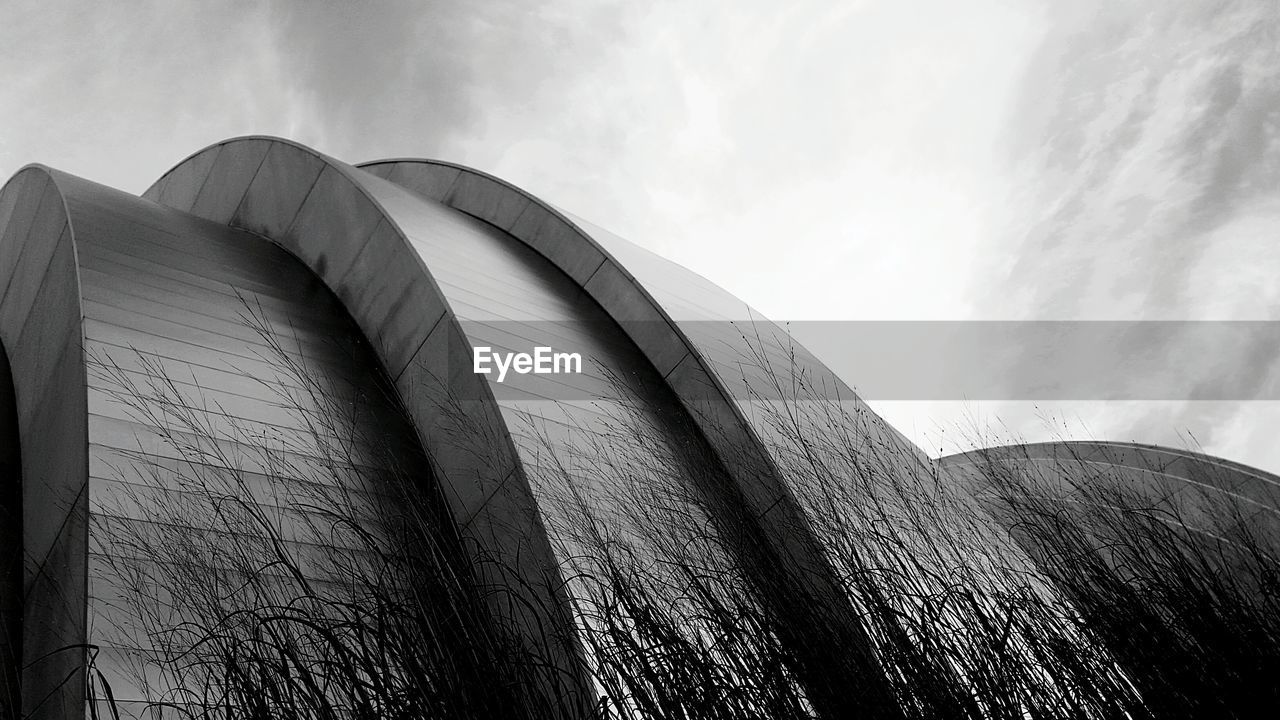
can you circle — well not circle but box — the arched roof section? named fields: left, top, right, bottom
left=943, top=440, right=1280, bottom=515
left=356, top=159, right=920, bottom=530
left=357, top=157, right=944, bottom=571
left=0, top=165, right=88, bottom=720
left=144, top=137, right=590, bottom=712
left=942, top=441, right=1280, bottom=573
left=348, top=160, right=818, bottom=537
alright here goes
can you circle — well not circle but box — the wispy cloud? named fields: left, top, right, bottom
left=952, top=0, right=1280, bottom=469
left=992, top=0, right=1280, bottom=320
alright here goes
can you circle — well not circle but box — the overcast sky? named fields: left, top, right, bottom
left=3, top=1, right=1279, bottom=472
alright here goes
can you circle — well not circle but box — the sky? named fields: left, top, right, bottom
left=3, top=0, right=1279, bottom=472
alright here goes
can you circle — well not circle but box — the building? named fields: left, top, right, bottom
left=941, top=441, right=1280, bottom=713
left=1, top=137, right=1275, bottom=719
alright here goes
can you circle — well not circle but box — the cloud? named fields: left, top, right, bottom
left=992, top=0, right=1280, bottom=320
left=963, top=0, right=1280, bottom=471
left=1, top=0, right=1041, bottom=322
left=0, top=1, right=287, bottom=191
left=0, top=0, right=640, bottom=191
left=261, top=0, right=644, bottom=166
left=473, top=0, right=1044, bottom=323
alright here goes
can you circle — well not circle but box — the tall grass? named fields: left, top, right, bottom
left=965, top=442, right=1280, bottom=718
left=723, top=330, right=1145, bottom=719
left=510, top=393, right=825, bottom=719
left=79, top=308, right=1280, bottom=719
left=86, top=299, right=569, bottom=719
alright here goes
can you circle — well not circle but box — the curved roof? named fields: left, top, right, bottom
left=146, top=138, right=903, bottom=716
left=359, top=157, right=927, bottom=458
left=1, top=163, right=452, bottom=716
left=0, top=165, right=86, bottom=719
left=353, top=159, right=858, bottom=586
left=941, top=441, right=1280, bottom=570
left=143, top=136, right=594, bottom=712
left=942, top=440, right=1280, bottom=512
